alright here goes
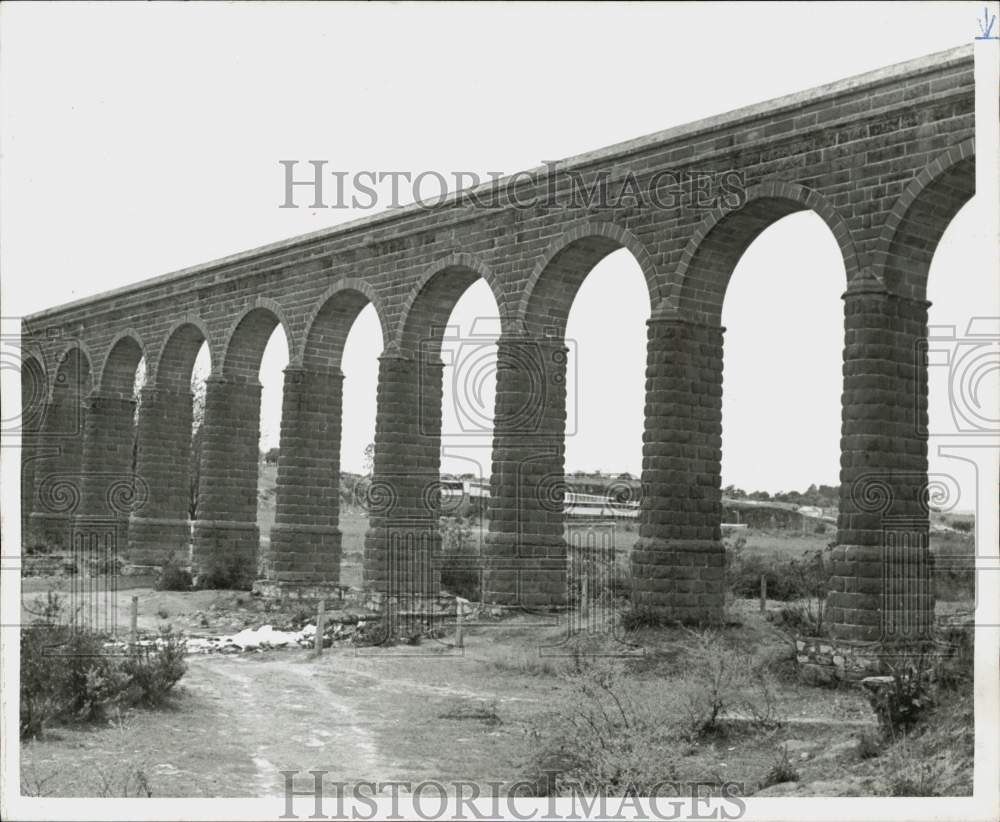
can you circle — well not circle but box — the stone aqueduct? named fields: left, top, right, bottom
left=20, top=47, right=975, bottom=641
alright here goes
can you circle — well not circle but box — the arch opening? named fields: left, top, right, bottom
left=563, top=247, right=650, bottom=531
left=255, top=324, right=290, bottom=559
left=720, top=211, right=845, bottom=510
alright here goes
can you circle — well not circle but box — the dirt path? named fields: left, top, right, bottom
left=189, top=654, right=388, bottom=796
left=170, top=645, right=539, bottom=796
left=20, top=612, right=887, bottom=799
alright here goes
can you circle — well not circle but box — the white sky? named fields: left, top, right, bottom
left=2, top=3, right=996, bottom=505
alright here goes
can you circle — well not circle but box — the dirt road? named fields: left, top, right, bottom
left=20, top=642, right=545, bottom=799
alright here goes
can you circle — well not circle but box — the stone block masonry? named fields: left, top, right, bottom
left=20, top=47, right=975, bottom=638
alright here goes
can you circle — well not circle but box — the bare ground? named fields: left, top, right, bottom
left=23, top=594, right=939, bottom=799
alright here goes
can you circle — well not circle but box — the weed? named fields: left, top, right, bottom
left=760, top=744, right=799, bottom=787
left=620, top=605, right=665, bottom=632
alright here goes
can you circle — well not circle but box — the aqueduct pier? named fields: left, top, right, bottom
left=21, top=46, right=975, bottom=641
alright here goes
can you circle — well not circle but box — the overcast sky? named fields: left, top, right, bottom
left=2, top=3, right=995, bottom=508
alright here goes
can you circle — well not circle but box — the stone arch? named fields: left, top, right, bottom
left=517, top=220, right=660, bottom=335
left=666, top=182, right=859, bottom=324
left=221, top=300, right=293, bottom=380
left=873, top=138, right=976, bottom=301
left=393, top=252, right=506, bottom=356
left=98, top=330, right=147, bottom=396
left=154, top=317, right=214, bottom=390
left=301, top=279, right=389, bottom=371
left=50, top=342, right=95, bottom=402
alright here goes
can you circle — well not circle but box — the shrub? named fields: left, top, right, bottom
left=857, top=730, right=882, bottom=760
left=865, top=656, right=934, bottom=740
left=524, top=635, right=782, bottom=796
left=931, top=533, right=976, bottom=602
left=934, top=625, right=974, bottom=692
left=728, top=548, right=833, bottom=631
left=772, top=600, right=828, bottom=637
left=20, top=597, right=188, bottom=739
left=122, top=629, right=188, bottom=707
left=440, top=516, right=480, bottom=601
left=21, top=624, right=125, bottom=736
left=155, top=557, right=192, bottom=592
left=523, top=664, right=682, bottom=795
left=727, top=554, right=799, bottom=601
left=195, top=553, right=253, bottom=591
left=679, top=628, right=781, bottom=736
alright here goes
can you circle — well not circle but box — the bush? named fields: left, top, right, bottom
left=155, top=556, right=192, bottom=592
left=122, top=629, right=188, bottom=707
left=771, top=600, right=828, bottom=637
left=523, top=664, right=682, bottom=795
left=524, top=640, right=781, bottom=796
left=679, top=628, right=780, bottom=736
left=857, top=730, right=882, bottom=760
left=440, top=516, right=480, bottom=601
left=20, top=596, right=188, bottom=739
left=932, top=533, right=976, bottom=602
left=195, top=553, right=253, bottom=591
left=865, top=656, right=934, bottom=740
left=728, top=548, right=833, bottom=629
left=934, top=625, right=974, bottom=692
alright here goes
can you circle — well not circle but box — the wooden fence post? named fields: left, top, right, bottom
left=129, top=595, right=138, bottom=644
left=314, top=600, right=325, bottom=656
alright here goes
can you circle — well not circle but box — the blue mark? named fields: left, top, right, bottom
left=975, top=6, right=999, bottom=39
